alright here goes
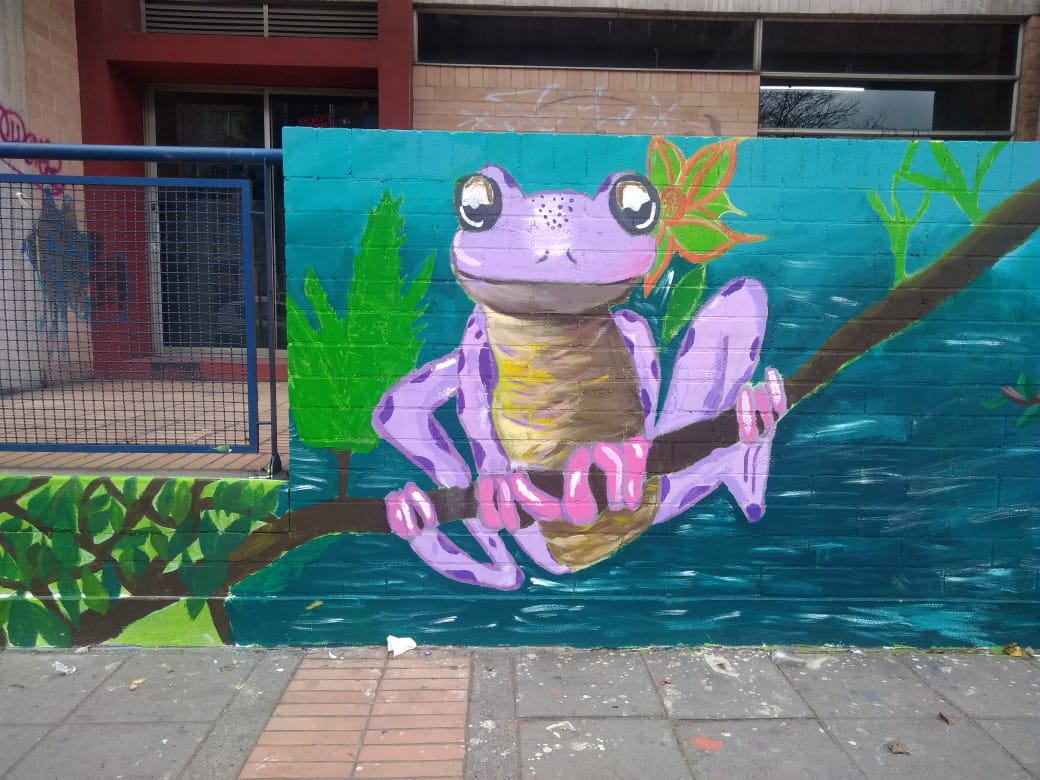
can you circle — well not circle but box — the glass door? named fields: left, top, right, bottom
left=151, top=89, right=379, bottom=350
left=153, top=91, right=265, bottom=350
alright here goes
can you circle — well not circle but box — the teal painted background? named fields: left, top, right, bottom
left=239, top=128, right=1040, bottom=648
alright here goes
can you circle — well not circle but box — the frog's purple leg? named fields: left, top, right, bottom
left=654, top=277, right=768, bottom=437
left=655, top=367, right=786, bottom=524
left=651, top=277, right=786, bottom=524
left=386, top=482, right=524, bottom=590
left=373, top=352, right=471, bottom=490
left=614, top=309, right=661, bottom=434
left=375, top=349, right=530, bottom=589
left=457, top=307, right=570, bottom=575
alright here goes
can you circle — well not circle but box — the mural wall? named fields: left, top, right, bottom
left=2, top=129, right=1039, bottom=649
left=275, top=129, right=1040, bottom=649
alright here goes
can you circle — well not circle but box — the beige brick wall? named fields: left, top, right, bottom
left=23, top=0, right=82, bottom=170
left=413, top=65, right=760, bottom=137
left=1017, top=16, right=1040, bottom=140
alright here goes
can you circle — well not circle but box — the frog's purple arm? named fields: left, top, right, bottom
left=373, top=309, right=569, bottom=589
left=373, top=350, right=529, bottom=590
left=650, top=277, right=786, bottom=524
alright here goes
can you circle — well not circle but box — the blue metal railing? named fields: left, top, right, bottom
left=0, top=143, right=284, bottom=473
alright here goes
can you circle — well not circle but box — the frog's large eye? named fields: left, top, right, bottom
left=609, top=174, right=660, bottom=235
left=455, top=174, right=502, bottom=232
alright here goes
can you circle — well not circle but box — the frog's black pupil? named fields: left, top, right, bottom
left=455, top=175, right=502, bottom=232
left=610, top=175, right=660, bottom=235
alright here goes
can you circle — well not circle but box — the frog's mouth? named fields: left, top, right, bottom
left=454, top=270, right=638, bottom=316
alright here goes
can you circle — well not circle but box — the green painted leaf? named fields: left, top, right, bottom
left=85, top=494, right=115, bottom=535
left=897, top=141, right=921, bottom=175
left=166, top=517, right=197, bottom=562
left=5, top=599, right=40, bottom=647
left=867, top=191, right=894, bottom=224
left=667, top=221, right=733, bottom=256
left=186, top=597, right=205, bottom=620
left=929, top=141, right=968, bottom=192
left=897, top=171, right=951, bottom=193
left=974, top=141, right=1007, bottom=194
left=647, top=136, right=684, bottom=190
left=7, top=599, right=71, bottom=647
left=217, top=481, right=246, bottom=514
left=254, top=483, right=282, bottom=518
left=50, top=480, right=80, bottom=533
left=684, top=141, right=737, bottom=204
left=980, top=396, right=1008, bottom=410
left=101, top=560, right=123, bottom=599
left=120, top=477, right=141, bottom=508
left=113, top=538, right=151, bottom=581
left=662, top=265, right=707, bottom=344
left=0, top=476, right=32, bottom=501
left=57, top=575, right=81, bottom=628
left=290, top=192, right=435, bottom=454
left=1016, top=405, right=1040, bottom=429
left=80, top=569, right=110, bottom=615
left=154, top=480, right=178, bottom=521
left=171, top=480, right=194, bottom=524
left=1016, top=371, right=1034, bottom=398
left=25, top=485, right=54, bottom=530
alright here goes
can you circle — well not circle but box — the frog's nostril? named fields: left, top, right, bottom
left=535, top=195, right=576, bottom=230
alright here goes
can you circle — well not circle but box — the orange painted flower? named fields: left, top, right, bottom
left=644, top=137, right=764, bottom=295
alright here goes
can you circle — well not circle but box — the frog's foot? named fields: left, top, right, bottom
left=654, top=368, right=786, bottom=525
left=386, top=482, right=524, bottom=590
left=475, top=473, right=562, bottom=532
left=474, top=473, right=571, bottom=576
left=723, top=367, right=786, bottom=522
left=562, top=437, right=648, bottom=524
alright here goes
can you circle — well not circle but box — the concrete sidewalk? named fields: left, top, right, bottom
left=0, top=645, right=1037, bottom=780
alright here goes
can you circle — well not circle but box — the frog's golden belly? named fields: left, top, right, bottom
left=485, top=308, right=658, bottom=570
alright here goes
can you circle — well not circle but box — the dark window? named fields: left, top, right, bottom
left=759, top=80, right=1015, bottom=134
left=417, top=13, right=755, bottom=70
left=762, top=21, right=1019, bottom=76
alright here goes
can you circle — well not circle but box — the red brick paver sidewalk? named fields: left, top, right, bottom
left=240, top=647, right=470, bottom=779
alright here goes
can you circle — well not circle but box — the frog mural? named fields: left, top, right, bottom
left=373, top=165, right=786, bottom=590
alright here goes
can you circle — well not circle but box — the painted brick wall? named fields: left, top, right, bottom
left=22, top=0, right=82, bottom=170
left=413, top=65, right=760, bottom=136
left=275, top=128, right=1040, bottom=649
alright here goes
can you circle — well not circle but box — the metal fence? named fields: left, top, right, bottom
left=0, top=144, right=282, bottom=470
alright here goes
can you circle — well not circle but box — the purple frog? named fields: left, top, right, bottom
left=373, top=165, right=786, bottom=590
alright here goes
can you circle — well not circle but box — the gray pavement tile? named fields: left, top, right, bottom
left=466, top=649, right=519, bottom=780
left=0, top=726, right=51, bottom=775
left=905, top=653, right=1040, bottom=718
left=975, top=719, right=1040, bottom=775
left=675, top=719, right=866, bottom=780
left=780, top=653, right=959, bottom=719
left=824, top=717, right=1033, bottom=780
left=0, top=651, right=123, bottom=724
left=67, top=649, right=258, bottom=723
left=645, top=648, right=814, bottom=719
left=4, top=722, right=209, bottom=780
left=519, top=718, right=691, bottom=780
left=179, top=649, right=303, bottom=780
left=516, top=649, right=664, bottom=717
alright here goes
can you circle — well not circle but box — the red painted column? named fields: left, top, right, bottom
left=74, top=0, right=154, bottom=377
left=378, top=0, right=414, bottom=129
